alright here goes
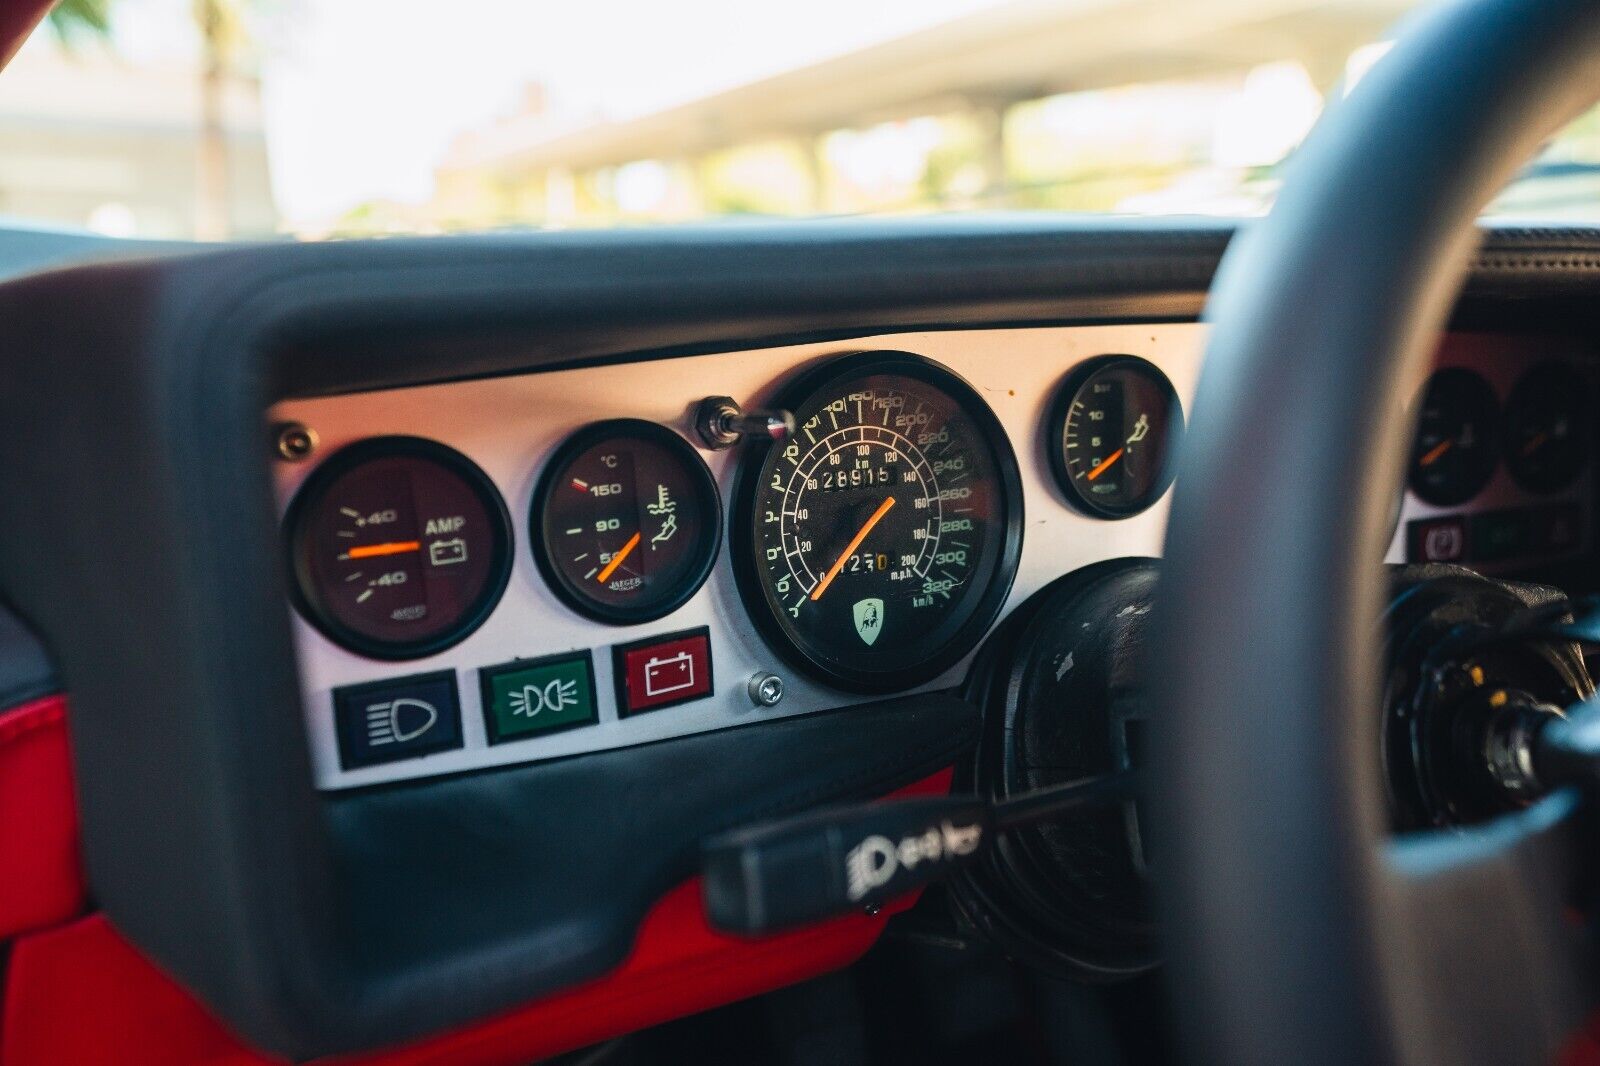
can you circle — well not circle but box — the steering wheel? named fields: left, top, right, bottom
left=1153, top=0, right=1600, bottom=1063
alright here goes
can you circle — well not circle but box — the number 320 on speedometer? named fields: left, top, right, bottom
left=732, top=351, right=1024, bottom=693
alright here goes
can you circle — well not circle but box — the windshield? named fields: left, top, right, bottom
left=3, top=0, right=1597, bottom=240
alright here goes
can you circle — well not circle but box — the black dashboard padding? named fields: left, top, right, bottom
left=0, top=217, right=1596, bottom=1057
left=326, top=693, right=978, bottom=1024
left=0, top=218, right=1229, bottom=1060
left=0, top=602, right=55, bottom=712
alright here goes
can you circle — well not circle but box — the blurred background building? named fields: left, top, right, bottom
left=429, top=0, right=1415, bottom=231
left=1, top=0, right=1597, bottom=240
left=0, top=39, right=275, bottom=238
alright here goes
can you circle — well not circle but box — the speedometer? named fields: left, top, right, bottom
left=732, top=351, right=1023, bottom=692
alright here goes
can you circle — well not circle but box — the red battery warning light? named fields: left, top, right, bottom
left=614, top=628, right=713, bottom=715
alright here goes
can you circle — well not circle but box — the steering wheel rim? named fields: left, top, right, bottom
left=1152, top=1, right=1600, bottom=1064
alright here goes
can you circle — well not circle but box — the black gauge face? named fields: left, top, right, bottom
left=1049, top=355, right=1183, bottom=518
left=532, top=419, right=721, bottom=624
left=734, top=351, right=1023, bottom=692
left=287, top=437, right=513, bottom=660
left=1409, top=368, right=1500, bottom=507
left=1503, top=362, right=1589, bottom=495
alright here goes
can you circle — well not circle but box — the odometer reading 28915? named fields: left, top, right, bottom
left=733, top=352, right=1023, bottom=692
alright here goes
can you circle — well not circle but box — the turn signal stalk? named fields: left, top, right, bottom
left=701, top=770, right=1139, bottom=935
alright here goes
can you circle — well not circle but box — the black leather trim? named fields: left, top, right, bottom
left=0, top=225, right=190, bottom=284
left=1463, top=225, right=1600, bottom=316
left=326, top=693, right=979, bottom=1038
left=0, top=214, right=1592, bottom=1057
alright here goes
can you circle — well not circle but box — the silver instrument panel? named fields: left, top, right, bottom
left=271, top=325, right=1589, bottom=790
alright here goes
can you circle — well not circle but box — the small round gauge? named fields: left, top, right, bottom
left=733, top=351, right=1023, bottom=693
left=532, top=419, right=721, bottom=625
left=286, top=437, right=513, bottom=660
left=1409, top=368, right=1500, bottom=507
left=1503, top=362, right=1589, bottom=495
left=1048, top=355, right=1183, bottom=519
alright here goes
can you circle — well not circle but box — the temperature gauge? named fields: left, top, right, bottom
left=286, top=437, right=513, bottom=659
left=532, top=419, right=722, bottom=624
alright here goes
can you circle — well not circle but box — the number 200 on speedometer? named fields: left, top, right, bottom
left=732, top=351, right=1024, bottom=692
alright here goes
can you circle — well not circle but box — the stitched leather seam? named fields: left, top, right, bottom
left=1474, top=257, right=1600, bottom=270
left=0, top=697, right=66, bottom=748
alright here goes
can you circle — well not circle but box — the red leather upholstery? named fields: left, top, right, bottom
left=1563, top=1016, right=1600, bottom=1066
left=0, top=693, right=948, bottom=1065
left=0, top=696, right=83, bottom=938
left=1, top=876, right=926, bottom=1066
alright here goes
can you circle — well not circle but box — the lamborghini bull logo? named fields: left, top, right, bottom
left=852, top=597, right=883, bottom=646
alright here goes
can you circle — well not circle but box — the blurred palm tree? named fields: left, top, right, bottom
left=46, top=0, right=111, bottom=42
left=192, top=0, right=246, bottom=239
left=46, top=0, right=247, bottom=240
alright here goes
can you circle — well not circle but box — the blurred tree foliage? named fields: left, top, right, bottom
left=46, top=0, right=112, bottom=44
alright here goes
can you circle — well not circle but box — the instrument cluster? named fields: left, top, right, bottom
left=1394, top=334, right=1594, bottom=571
left=274, top=325, right=1196, bottom=789
left=275, top=326, right=1591, bottom=790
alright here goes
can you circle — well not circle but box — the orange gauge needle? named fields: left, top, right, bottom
left=596, top=532, right=642, bottom=583
left=341, top=540, right=421, bottom=560
left=811, top=497, right=896, bottom=602
left=1521, top=431, right=1549, bottom=458
left=1418, top=439, right=1453, bottom=467
left=1086, top=448, right=1124, bottom=482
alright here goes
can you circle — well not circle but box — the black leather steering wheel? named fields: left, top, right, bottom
left=1153, top=0, right=1600, bottom=1063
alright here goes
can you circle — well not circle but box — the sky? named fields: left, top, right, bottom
left=103, top=0, right=1003, bottom=227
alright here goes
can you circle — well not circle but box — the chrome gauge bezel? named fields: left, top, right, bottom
left=730, top=350, right=1024, bottom=693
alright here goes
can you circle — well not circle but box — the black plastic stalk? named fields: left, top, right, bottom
left=701, top=770, right=1138, bottom=935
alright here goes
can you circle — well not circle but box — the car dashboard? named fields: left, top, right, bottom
left=276, top=324, right=1198, bottom=789
left=0, top=219, right=1596, bottom=1063
left=275, top=323, right=1591, bottom=790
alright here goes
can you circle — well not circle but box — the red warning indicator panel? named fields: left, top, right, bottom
left=614, top=627, right=714, bottom=715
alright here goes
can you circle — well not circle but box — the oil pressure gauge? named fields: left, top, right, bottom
left=1049, top=355, right=1183, bottom=518
left=286, top=436, right=514, bottom=660
left=532, top=419, right=722, bottom=624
